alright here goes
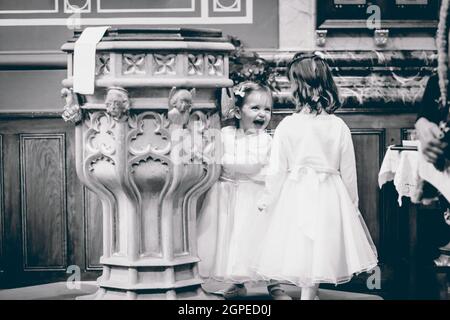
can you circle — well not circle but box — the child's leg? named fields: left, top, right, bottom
left=267, top=280, right=292, bottom=300
left=300, top=284, right=319, bottom=300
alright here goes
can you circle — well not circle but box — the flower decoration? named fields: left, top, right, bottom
left=221, top=36, right=280, bottom=122
left=233, top=85, right=246, bottom=98
left=227, top=36, right=280, bottom=92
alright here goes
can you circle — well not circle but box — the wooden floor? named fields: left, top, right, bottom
left=0, top=281, right=383, bottom=300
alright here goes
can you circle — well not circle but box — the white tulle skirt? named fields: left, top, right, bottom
left=197, top=177, right=269, bottom=283
left=253, top=172, right=378, bottom=287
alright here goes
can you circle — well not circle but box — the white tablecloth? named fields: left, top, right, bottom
left=379, top=144, right=450, bottom=205
left=378, top=146, right=421, bottom=206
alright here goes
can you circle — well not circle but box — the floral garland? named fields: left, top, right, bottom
left=221, top=36, right=279, bottom=121
left=227, top=36, right=279, bottom=93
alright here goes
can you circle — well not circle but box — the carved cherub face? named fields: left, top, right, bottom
left=237, top=90, right=272, bottom=132
left=168, top=88, right=195, bottom=126
left=169, top=89, right=194, bottom=113
left=105, top=88, right=129, bottom=119
left=61, top=88, right=83, bottom=124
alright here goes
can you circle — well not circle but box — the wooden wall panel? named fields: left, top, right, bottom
left=0, top=112, right=425, bottom=296
left=351, top=129, right=386, bottom=248
left=1, top=133, right=21, bottom=286
left=20, top=134, right=67, bottom=270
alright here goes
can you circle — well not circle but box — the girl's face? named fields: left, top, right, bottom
left=238, top=90, right=272, bottom=132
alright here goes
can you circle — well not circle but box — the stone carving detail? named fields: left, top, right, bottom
left=95, top=53, right=110, bottom=76
left=105, top=87, right=130, bottom=121
left=188, top=54, right=204, bottom=76
left=123, top=53, right=146, bottom=75
left=84, top=111, right=116, bottom=171
left=168, top=87, right=195, bottom=127
left=207, top=55, right=224, bottom=76
left=262, top=50, right=437, bottom=109
left=188, top=111, right=221, bottom=165
left=60, top=26, right=235, bottom=300
left=129, top=112, right=172, bottom=161
left=154, top=54, right=177, bottom=75
left=61, top=88, right=83, bottom=124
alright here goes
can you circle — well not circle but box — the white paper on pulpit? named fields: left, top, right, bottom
left=73, top=26, right=110, bottom=95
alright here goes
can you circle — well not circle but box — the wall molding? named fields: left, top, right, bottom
left=213, top=0, right=241, bottom=12
left=0, top=0, right=59, bottom=14
left=64, top=0, right=91, bottom=14
left=97, top=0, right=196, bottom=13
left=0, top=51, right=66, bottom=70
left=0, top=112, right=64, bottom=119
left=0, top=0, right=253, bottom=26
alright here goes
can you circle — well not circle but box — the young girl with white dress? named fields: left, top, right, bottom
left=197, top=82, right=291, bottom=300
left=255, top=53, right=379, bottom=300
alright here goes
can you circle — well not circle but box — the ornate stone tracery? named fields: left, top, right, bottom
left=61, top=28, right=233, bottom=299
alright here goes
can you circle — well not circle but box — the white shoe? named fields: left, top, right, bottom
left=214, top=285, right=247, bottom=299
left=268, top=285, right=292, bottom=300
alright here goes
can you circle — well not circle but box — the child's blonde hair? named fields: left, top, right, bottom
left=287, top=53, right=341, bottom=114
left=233, top=81, right=273, bottom=110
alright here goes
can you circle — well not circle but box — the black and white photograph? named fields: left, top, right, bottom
left=0, top=0, right=449, bottom=306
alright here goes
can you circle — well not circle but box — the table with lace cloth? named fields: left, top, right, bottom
left=378, top=146, right=421, bottom=206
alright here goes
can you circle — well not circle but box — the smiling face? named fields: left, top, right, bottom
left=238, top=90, right=272, bottom=132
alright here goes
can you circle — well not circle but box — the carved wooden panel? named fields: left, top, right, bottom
left=20, top=134, right=67, bottom=270
left=351, top=129, right=386, bottom=248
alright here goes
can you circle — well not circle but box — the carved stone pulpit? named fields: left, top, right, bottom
left=61, top=28, right=234, bottom=299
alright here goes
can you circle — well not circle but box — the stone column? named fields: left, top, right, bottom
left=61, top=28, right=234, bottom=299
left=279, top=0, right=316, bottom=50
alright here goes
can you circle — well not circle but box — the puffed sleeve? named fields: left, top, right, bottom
left=339, top=123, right=359, bottom=208
left=258, top=123, right=289, bottom=209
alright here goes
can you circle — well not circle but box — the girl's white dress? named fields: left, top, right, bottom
left=197, top=126, right=272, bottom=283
left=254, top=113, right=378, bottom=287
